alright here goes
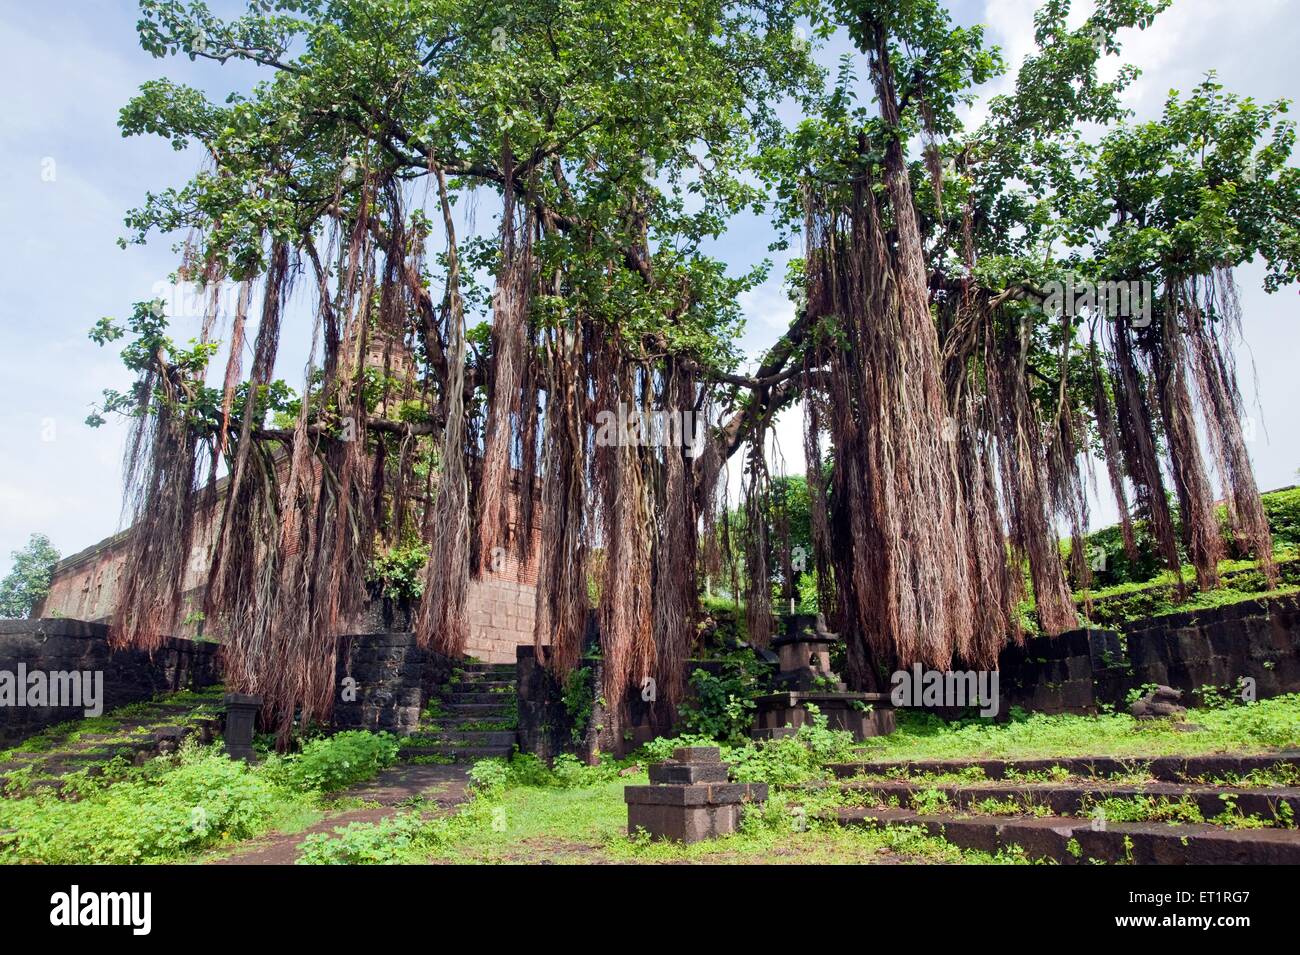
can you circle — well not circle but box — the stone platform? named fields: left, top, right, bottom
left=625, top=746, right=767, bottom=843
left=753, top=690, right=895, bottom=740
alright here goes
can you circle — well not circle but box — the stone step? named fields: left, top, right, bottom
left=835, top=807, right=1300, bottom=864
left=399, top=745, right=513, bottom=762
left=443, top=691, right=515, bottom=705
left=439, top=706, right=514, bottom=722
left=831, top=752, right=1300, bottom=783
left=838, top=779, right=1300, bottom=823
left=459, top=663, right=516, bottom=676
left=448, top=679, right=515, bottom=692
left=441, top=696, right=512, bottom=712
left=421, top=717, right=517, bottom=732
left=403, top=730, right=517, bottom=747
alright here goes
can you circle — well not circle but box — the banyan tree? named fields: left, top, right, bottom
left=94, top=0, right=1299, bottom=742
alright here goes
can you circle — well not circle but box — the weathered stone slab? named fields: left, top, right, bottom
left=838, top=808, right=1300, bottom=863
left=624, top=781, right=768, bottom=808
left=829, top=751, right=1300, bottom=783
left=628, top=802, right=743, bottom=844
left=648, top=761, right=730, bottom=784
left=673, top=745, right=722, bottom=763
left=626, top=750, right=768, bottom=843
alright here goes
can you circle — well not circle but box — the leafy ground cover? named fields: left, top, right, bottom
left=853, top=695, right=1300, bottom=762
left=295, top=714, right=1029, bottom=865
left=296, top=754, right=1024, bottom=865
left=0, top=685, right=224, bottom=761
left=0, top=730, right=399, bottom=864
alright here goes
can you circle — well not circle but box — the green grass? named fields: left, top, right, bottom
left=851, top=694, right=1300, bottom=762
left=297, top=773, right=1026, bottom=865
left=1075, top=551, right=1300, bottom=629
left=0, top=729, right=401, bottom=864
left=0, top=685, right=225, bottom=762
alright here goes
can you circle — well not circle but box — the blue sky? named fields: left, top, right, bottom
left=1, top=0, right=1298, bottom=577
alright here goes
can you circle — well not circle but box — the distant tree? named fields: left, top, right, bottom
left=0, top=534, right=61, bottom=619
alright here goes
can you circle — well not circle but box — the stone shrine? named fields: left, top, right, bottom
left=624, top=746, right=767, bottom=843
left=751, top=614, right=895, bottom=741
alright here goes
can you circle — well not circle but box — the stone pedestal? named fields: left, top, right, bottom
left=752, top=690, right=895, bottom=739
left=752, top=614, right=895, bottom=742
left=223, top=692, right=261, bottom=762
left=625, top=746, right=767, bottom=843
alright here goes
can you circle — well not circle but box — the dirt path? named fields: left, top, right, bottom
left=208, top=763, right=470, bottom=865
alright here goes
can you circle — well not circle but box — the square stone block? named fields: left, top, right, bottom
left=627, top=802, right=742, bottom=844
left=673, top=746, right=721, bottom=764
left=624, top=782, right=768, bottom=807
left=649, top=761, right=730, bottom=785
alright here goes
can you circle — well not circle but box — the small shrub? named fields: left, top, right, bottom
left=297, top=812, right=449, bottom=864
left=561, top=665, right=595, bottom=744
left=0, top=744, right=296, bottom=864
left=367, top=541, right=430, bottom=600
left=284, top=731, right=399, bottom=793
left=676, top=649, right=768, bottom=744
left=467, top=757, right=512, bottom=796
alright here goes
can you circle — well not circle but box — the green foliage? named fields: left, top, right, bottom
left=726, top=709, right=857, bottom=785
left=1263, top=488, right=1300, bottom=549
left=636, top=707, right=856, bottom=787
left=1065, top=487, right=1300, bottom=626
left=467, top=752, right=621, bottom=798
left=280, top=731, right=399, bottom=793
left=366, top=541, right=430, bottom=601
left=676, top=649, right=769, bottom=744
left=0, top=533, right=60, bottom=619
left=1194, top=680, right=1252, bottom=711
left=297, top=812, right=450, bottom=865
left=1086, top=794, right=1205, bottom=826
left=0, top=743, right=296, bottom=864
left=855, top=694, right=1300, bottom=761
left=561, top=665, right=595, bottom=745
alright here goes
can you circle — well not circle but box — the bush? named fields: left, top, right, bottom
left=1066, top=518, right=1165, bottom=590
left=635, top=708, right=856, bottom=787
left=284, top=731, right=399, bottom=793
left=561, top=665, right=595, bottom=744
left=467, top=752, right=619, bottom=795
left=1263, top=487, right=1300, bottom=549
left=366, top=541, right=430, bottom=600
left=0, top=744, right=296, bottom=864
left=297, top=812, right=449, bottom=865
left=727, top=708, right=857, bottom=785
left=676, top=649, right=769, bottom=744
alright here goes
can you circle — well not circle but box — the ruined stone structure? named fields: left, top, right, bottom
left=625, top=745, right=768, bottom=843
left=40, top=493, right=541, bottom=663
left=39, top=330, right=543, bottom=664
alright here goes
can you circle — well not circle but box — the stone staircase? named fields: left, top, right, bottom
left=818, top=752, right=1300, bottom=864
left=399, top=662, right=518, bottom=764
left=0, top=686, right=225, bottom=796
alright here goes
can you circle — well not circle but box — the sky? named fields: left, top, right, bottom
left=0, top=0, right=1298, bottom=578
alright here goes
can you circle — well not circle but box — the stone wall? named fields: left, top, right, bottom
left=516, top=617, right=711, bottom=762
left=332, top=632, right=455, bottom=735
left=998, top=594, right=1300, bottom=715
left=0, top=618, right=219, bottom=745
left=347, top=574, right=539, bottom=666
left=41, top=498, right=543, bottom=665
left=515, top=645, right=577, bottom=761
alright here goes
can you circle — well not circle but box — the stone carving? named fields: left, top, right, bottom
left=1128, top=684, right=1187, bottom=720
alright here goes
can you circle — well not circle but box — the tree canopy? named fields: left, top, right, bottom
left=92, top=0, right=1300, bottom=738
left=0, top=534, right=61, bottom=621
